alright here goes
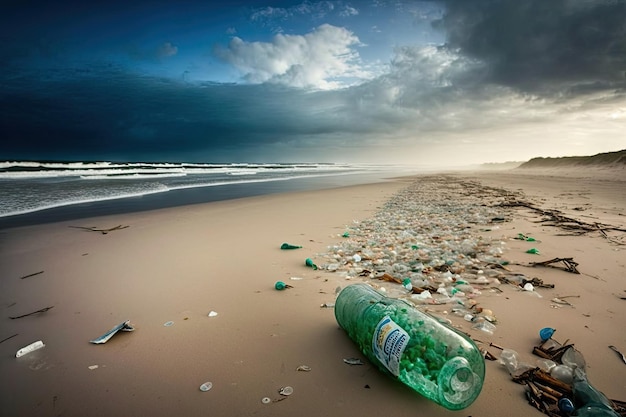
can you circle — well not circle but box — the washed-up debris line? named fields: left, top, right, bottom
left=498, top=200, right=626, bottom=244
left=317, top=176, right=523, bottom=311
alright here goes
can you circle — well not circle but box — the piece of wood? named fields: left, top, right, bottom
left=9, top=306, right=54, bottom=319
left=19, top=271, right=44, bottom=279
left=0, top=333, right=18, bottom=344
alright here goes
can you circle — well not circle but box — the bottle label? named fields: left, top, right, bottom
left=372, top=316, right=410, bottom=377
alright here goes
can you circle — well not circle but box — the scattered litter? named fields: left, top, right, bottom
left=609, top=345, right=626, bottom=365
left=305, top=258, right=318, bottom=270
left=274, top=281, right=293, bottom=290
left=296, top=365, right=311, bottom=372
left=16, top=340, right=45, bottom=358
left=88, top=365, right=99, bottom=370
left=208, top=311, right=218, bottom=317
left=539, top=327, right=556, bottom=342
left=199, top=382, right=213, bottom=392
left=526, top=248, right=540, bottom=255
left=515, top=233, right=537, bottom=242
left=320, top=303, right=335, bottom=308
left=289, top=277, right=304, bottom=281
left=163, top=321, right=174, bottom=327
left=90, top=320, right=135, bottom=344
left=508, top=332, right=626, bottom=417
left=280, top=243, right=302, bottom=250
left=278, top=386, right=293, bottom=396
left=261, top=397, right=271, bottom=404
left=343, top=358, right=364, bottom=366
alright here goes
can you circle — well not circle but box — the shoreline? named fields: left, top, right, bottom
left=0, top=170, right=405, bottom=230
left=1, top=169, right=624, bottom=416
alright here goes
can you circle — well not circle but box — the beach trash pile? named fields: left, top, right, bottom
left=317, top=176, right=513, bottom=318
left=499, top=329, right=625, bottom=417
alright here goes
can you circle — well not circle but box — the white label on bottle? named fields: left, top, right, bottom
left=372, top=316, right=410, bottom=377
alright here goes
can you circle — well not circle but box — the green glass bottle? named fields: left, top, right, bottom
left=335, top=283, right=485, bottom=410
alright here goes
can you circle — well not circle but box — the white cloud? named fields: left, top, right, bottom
left=215, top=24, right=373, bottom=89
left=340, top=5, right=359, bottom=17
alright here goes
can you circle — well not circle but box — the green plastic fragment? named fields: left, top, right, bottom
left=280, top=243, right=302, bottom=250
left=526, top=248, right=540, bottom=254
left=305, top=258, right=318, bottom=270
left=342, top=232, right=350, bottom=238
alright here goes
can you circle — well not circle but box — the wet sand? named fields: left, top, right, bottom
left=0, top=168, right=624, bottom=417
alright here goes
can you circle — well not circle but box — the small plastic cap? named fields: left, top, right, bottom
left=275, top=281, right=286, bottom=290
left=539, top=327, right=556, bottom=341
left=558, top=397, right=575, bottom=413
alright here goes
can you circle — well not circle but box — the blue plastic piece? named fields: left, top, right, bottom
left=539, top=327, right=556, bottom=341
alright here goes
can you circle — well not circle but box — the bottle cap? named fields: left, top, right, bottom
left=539, top=327, right=556, bottom=341
left=558, top=397, right=575, bottom=413
left=275, top=281, right=286, bottom=290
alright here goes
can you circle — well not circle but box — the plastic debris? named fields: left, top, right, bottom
left=16, top=340, right=45, bottom=358
left=208, top=311, right=218, bottom=317
left=274, top=281, right=293, bottom=290
left=296, top=365, right=311, bottom=372
left=278, top=386, right=293, bottom=396
left=526, top=248, right=540, bottom=254
left=199, top=382, right=213, bottom=392
left=88, top=365, right=99, bottom=370
left=90, top=320, right=135, bottom=344
left=261, top=397, right=271, bottom=404
left=539, top=327, right=556, bottom=342
left=305, top=258, right=318, bottom=270
left=280, top=243, right=302, bottom=250
left=343, top=357, right=364, bottom=365
left=164, top=321, right=174, bottom=327
left=608, top=345, right=626, bottom=365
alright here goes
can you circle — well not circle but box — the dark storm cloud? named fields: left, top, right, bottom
left=436, top=0, right=626, bottom=94
left=0, top=65, right=374, bottom=161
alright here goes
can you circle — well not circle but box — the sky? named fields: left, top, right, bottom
left=1, top=0, right=625, bottom=166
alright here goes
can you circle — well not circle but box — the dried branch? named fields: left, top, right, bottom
left=9, top=306, right=54, bottom=319
left=530, top=257, right=580, bottom=274
left=69, top=225, right=129, bottom=234
left=19, top=271, right=44, bottom=279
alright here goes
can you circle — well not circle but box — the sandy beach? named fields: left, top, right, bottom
left=1, top=168, right=624, bottom=417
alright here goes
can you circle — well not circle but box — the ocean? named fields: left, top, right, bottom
left=0, top=160, right=417, bottom=228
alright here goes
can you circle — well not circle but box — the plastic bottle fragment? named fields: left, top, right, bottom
left=199, top=382, right=213, bottom=392
left=305, top=258, right=318, bottom=270
left=526, top=248, right=540, bottom=255
left=280, top=243, right=302, bottom=250
left=16, top=340, right=45, bottom=358
left=274, top=281, right=293, bottom=290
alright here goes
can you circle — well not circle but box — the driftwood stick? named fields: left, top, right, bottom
left=19, top=271, right=44, bottom=279
left=531, top=257, right=580, bottom=274
left=69, top=225, right=129, bottom=234
left=9, top=306, right=54, bottom=319
left=0, top=333, right=19, bottom=344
